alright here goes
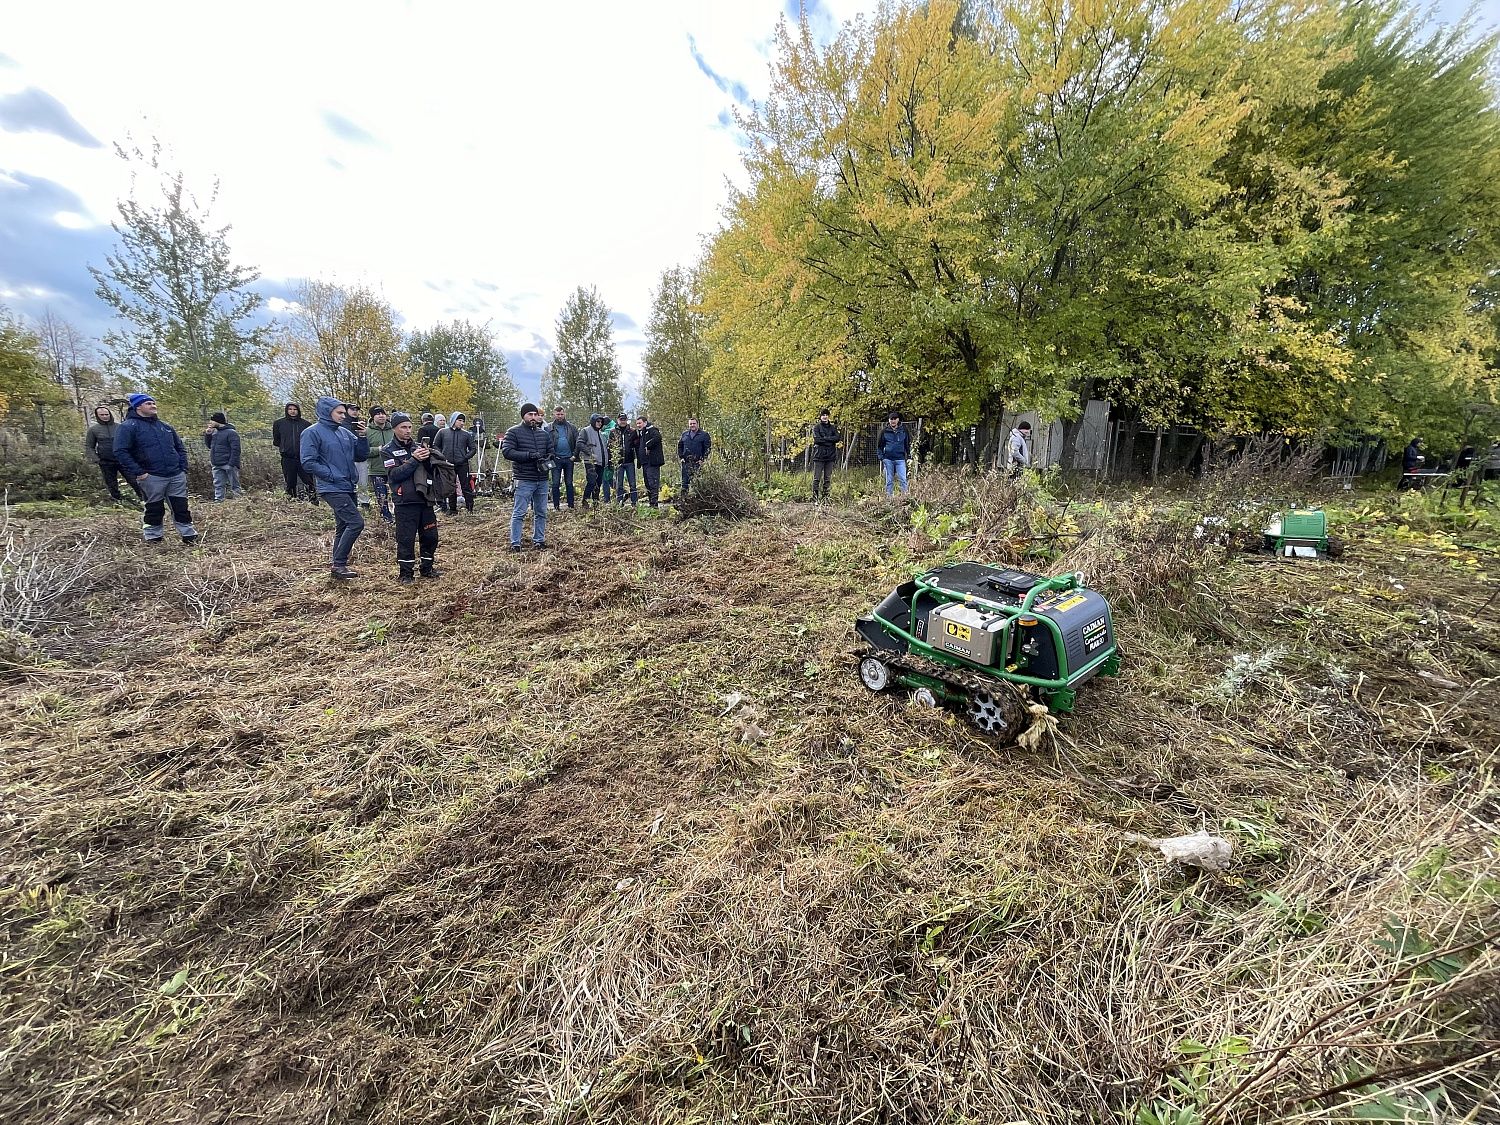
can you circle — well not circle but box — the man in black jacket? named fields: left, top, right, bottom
left=84, top=405, right=140, bottom=502
left=203, top=412, right=243, bottom=501
left=810, top=409, right=841, bottom=500
left=382, top=412, right=441, bottom=584
left=610, top=410, right=639, bottom=506
left=635, top=415, right=665, bottom=508
left=501, top=403, right=557, bottom=552
left=435, top=413, right=478, bottom=514
left=417, top=413, right=439, bottom=444
left=271, top=403, right=316, bottom=502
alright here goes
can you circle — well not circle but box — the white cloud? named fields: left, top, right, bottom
left=0, top=0, right=873, bottom=392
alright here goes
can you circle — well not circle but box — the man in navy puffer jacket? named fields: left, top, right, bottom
left=300, top=396, right=371, bottom=579
left=113, top=393, right=198, bottom=544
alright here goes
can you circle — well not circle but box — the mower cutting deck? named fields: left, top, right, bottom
left=854, top=563, right=1121, bottom=743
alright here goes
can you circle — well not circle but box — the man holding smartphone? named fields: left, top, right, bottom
left=382, top=412, right=441, bottom=583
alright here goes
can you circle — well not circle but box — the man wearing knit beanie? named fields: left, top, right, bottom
left=380, top=412, right=442, bottom=583
left=114, top=394, right=198, bottom=544
left=500, top=403, right=556, bottom=552
left=203, top=411, right=243, bottom=501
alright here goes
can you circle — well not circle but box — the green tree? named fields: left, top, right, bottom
left=276, top=280, right=417, bottom=412
left=405, top=319, right=519, bottom=424
left=0, top=308, right=60, bottom=440
left=541, top=286, right=623, bottom=419
left=641, top=265, right=709, bottom=434
left=90, top=142, right=269, bottom=421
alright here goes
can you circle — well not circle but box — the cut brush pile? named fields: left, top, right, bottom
left=1, top=477, right=1497, bottom=1125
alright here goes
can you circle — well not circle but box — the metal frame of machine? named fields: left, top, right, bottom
left=855, top=563, right=1121, bottom=738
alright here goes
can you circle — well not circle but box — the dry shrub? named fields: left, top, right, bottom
left=1201, top=433, right=1328, bottom=505
left=676, top=462, right=762, bottom=521
left=0, top=504, right=99, bottom=635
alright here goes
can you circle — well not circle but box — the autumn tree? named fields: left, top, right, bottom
left=90, top=141, right=269, bottom=421
left=641, top=265, right=709, bottom=434
left=540, top=286, right=623, bottom=419
left=276, top=280, right=416, bottom=412
left=406, top=320, right=519, bottom=424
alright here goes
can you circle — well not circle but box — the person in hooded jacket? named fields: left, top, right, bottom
left=113, top=393, right=198, bottom=544
left=434, top=412, right=478, bottom=514
left=810, top=410, right=841, bottom=500
left=300, top=397, right=371, bottom=579
left=635, top=415, right=665, bottom=507
left=382, top=412, right=442, bottom=584
left=1399, top=437, right=1425, bottom=490
left=203, top=412, right=243, bottom=501
left=579, top=413, right=611, bottom=509
left=272, top=403, right=316, bottom=502
left=501, top=403, right=557, bottom=551
left=85, top=405, right=140, bottom=502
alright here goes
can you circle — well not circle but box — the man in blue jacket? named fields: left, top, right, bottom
left=678, top=417, right=711, bottom=492
left=113, top=393, right=198, bottom=544
left=876, top=411, right=911, bottom=497
left=300, top=396, right=371, bottom=579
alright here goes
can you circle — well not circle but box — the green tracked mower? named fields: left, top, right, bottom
left=854, top=563, right=1122, bottom=743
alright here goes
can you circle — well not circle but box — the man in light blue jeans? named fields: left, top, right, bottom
left=500, top=403, right=556, bottom=552
left=876, top=412, right=911, bottom=496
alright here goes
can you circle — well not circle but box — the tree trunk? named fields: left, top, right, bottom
left=1151, top=427, right=1164, bottom=482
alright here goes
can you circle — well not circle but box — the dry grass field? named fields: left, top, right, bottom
left=2, top=473, right=1497, bottom=1124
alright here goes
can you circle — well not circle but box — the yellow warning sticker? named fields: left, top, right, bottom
left=1050, top=594, right=1086, bottom=613
left=944, top=620, right=971, bottom=641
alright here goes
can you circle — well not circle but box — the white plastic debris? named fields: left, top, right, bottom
left=1125, top=831, right=1234, bottom=872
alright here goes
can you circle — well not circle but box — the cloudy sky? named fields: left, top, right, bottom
left=0, top=0, right=1491, bottom=406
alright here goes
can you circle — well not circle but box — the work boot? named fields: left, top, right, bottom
left=330, top=565, right=358, bottom=580
left=181, top=534, right=199, bottom=546
left=419, top=568, right=442, bottom=579
left=509, top=544, right=522, bottom=554
left=398, top=572, right=415, bottom=586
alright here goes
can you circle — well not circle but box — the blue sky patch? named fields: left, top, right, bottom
left=0, top=86, right=102, bottom=147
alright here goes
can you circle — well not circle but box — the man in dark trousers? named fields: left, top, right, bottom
left=382, top=412, right=442, bottom=584
left=85, top=404, right=140, bottom=502
left=272, top=403, right=316, bottom=502
left=810, top=409, right=841, bottom=501
left=365, top=407, right=395, bottom=523
left=635, top=415, right=664, bottom=508
left=501, top=403, right=557, bottom=551
left=678, top=416, right=711, bottom=492
left=300, top=397, right=370, bottom=579
left=579, top=412, right=610, bottom=509
left=203, top=412, right=243, bottom=501
left=610, top=410, right=639, bottom=506
left=544, top=406, right=580, bottom=511
left=113, top=393, right=198, bottom=545
left=435, top=412, right=478, bottom=514
left=876, top=411, right=911, bottom=497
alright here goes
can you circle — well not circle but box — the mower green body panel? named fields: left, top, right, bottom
left=855, top=563, right=1121, bottom=713
left=1263, top=508, right=1329, bottom=554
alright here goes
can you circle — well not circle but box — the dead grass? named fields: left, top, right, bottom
left=1, top=483, right=1497, bottom=1124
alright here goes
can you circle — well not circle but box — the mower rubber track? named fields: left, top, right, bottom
left=861, top=649, right=1034, bottom=744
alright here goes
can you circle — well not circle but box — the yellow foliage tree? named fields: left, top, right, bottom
left=426, top=370, right=475, bottom=419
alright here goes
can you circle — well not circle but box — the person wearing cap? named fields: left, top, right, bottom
left=544, top=406, right=579, bottom=511
left=300, top=397, right=370, bottom=579
left=810, top=409, right=841, bottom=501
left=202, top=411, right=243, bottom=501
left=1007, top=419, right=1032, bottom=478
left=381, top=412, right=442, bottom=583
left=875, top=411, right=910, bottom=497
left=610, top=410, right=639, bottom=506
left=501, top=403, right=557, bottom=551
left=365, top=407, right=395, bottom=522
left=579, top=412, right=611, bottom=509
left=113, top=393, right=198, bottom=544
left=678, top=417, right=711, bottom=492
left=434, top=411, right=478, bottom=514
